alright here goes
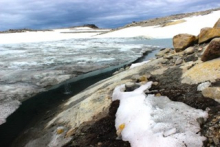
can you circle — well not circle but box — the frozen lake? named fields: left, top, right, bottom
left=0, top=37, right=172, bottom=125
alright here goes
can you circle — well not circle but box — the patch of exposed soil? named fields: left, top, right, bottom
left=65, top=100, right=130, bottom=147
left=148, top=67, right=219, bottom=110
left=147, top=67, right=220, bottom=146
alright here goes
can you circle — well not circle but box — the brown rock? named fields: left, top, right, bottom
left=125, top=82, right=139, bottom=91
left=213, top=18, right=220, bottom=28
left=173, top=34, right=196, bottom=52
left=198, top=27, right=220, bottom=44
left=139, top=75, right=148, bottom=82
left=201, top=38, right=220, bottom=61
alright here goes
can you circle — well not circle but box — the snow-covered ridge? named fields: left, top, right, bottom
left=0, top=27, right=110, bottom=44
left=97, top=10, right=220, bottom=38
left=0, top=10, right=219, bottom=44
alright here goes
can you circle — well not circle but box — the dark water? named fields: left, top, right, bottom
left=0, top=39, right=172, bottom=147
left=0, top=59, right=139, bottom=147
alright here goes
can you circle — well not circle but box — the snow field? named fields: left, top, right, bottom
left=98, top=10, right=220, bottom=38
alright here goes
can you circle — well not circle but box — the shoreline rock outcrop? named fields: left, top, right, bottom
left=173, top=34, right=197, bottom=52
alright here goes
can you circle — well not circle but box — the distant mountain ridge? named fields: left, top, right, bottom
left=115, top=7, right=220, bottom=30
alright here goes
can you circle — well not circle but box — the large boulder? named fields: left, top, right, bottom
left=173, top=34, right=196, bottom=52
left=181, top=58, right=220, bottom=84
left=201, top=38, right=220, bottom=61
left=198, top=27, right=220, bottom=44
left=213, top=18, right=220, bottom=28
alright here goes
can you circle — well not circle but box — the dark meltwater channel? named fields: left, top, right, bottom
left=0, top=38, right=172, bottom=147
left=0, top=59, right=140, bottom=147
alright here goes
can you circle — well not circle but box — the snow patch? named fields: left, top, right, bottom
left=130, top=61, right=150, bottom=69
left=0, top=100, right=21, bottom=125
left=112, top=82, right=208, bottom=147
left=197, top=82, right=211, bottom=91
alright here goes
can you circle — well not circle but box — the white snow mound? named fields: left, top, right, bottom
left=112, top=82, right=208, bottom=147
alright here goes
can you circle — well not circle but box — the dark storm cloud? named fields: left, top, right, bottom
left=0, top=0, right=220, bottom=31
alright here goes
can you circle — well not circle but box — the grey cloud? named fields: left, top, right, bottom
left=0, top=0, right=219, bottom=31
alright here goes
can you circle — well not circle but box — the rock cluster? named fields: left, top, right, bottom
left=173, top=18, right=220, bottom=62
left=171, top=18, right=220, bottom=146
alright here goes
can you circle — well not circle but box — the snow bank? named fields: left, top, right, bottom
left=112, top=82, right=208, bottom=147
left=0, top=27, right=109, bottom=44
left=98, top=10, right=220, bottom=38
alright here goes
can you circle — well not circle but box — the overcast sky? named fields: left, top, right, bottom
left=0, top=0, right=220, bottom=31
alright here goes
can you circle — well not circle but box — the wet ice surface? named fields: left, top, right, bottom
left=0, top=37, right=165, bottom=125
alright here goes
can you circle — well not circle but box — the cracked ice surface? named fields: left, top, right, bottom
left=0, top=37, right=159, bottom=125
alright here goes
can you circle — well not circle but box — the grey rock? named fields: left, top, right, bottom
left=164, top=54, right=174, bottom=59
left=161, top=59, right=169, bottom=64
left=184, top=54, right=198, bottom=62
left=184, top=47, right=194, bottom=55
left=156, top=48, right=171, bottom=57
left=175, top=58, right=183, bottom=65
left=125, top=82, right=139, bottom=91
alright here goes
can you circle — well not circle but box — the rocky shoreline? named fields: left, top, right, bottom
left=7, top=18, right=220, bottom=147
left=0, top=24, right=106, bottom=34
left=0, top=42, right=162, bottom=146
left=0, top=28, right=52, bottom=33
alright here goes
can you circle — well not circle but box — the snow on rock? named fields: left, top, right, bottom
left=197, top=82, right=211, bottom=91
left=112, top=82, right=208, bottom=147
left=130, top=61, right=150, bottom=69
